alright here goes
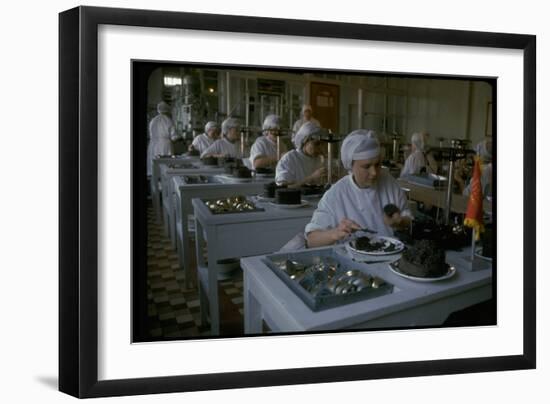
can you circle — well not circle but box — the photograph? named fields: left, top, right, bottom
left=3, top=0, right=548, bottom=403
left=135, top=62, right=496, bottom=341
left=54, top=3, right=538, bottom=399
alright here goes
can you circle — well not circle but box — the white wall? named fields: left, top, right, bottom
left=1, top=1, right=546, bottom=404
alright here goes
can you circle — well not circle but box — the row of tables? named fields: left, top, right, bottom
left=151, top=155, right=493, bottom=336
left=152, top=154, right=317, bottom=334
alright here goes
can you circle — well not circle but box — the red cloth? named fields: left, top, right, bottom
left=464, top=157, right=485, bottom=239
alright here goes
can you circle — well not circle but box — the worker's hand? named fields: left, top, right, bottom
left=188, top=144, right=195, bottom=152
left=384, top=211, right=402, bottom=227
left=310, top=167, right=327, bottom=181
left=384, top=211, right=411, bottom=230
left=331, top=218, right=361, bottom=242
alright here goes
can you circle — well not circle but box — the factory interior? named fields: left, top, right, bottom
left=140, top=64, right=495, bottom=340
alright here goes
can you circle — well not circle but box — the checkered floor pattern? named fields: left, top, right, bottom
left=146, top=204, right=244, bottom=339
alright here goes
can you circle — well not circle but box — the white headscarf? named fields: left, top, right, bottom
left=294, top=121, right=323, bottom=151
left=262, top=114, right=281, bottom=131
left=341, top=130, right=381, bottom=170
left=411, top=132, right=426, bottom=152
left=204, top=121, right=219, bottom=133
left=221, top=117, right=241, bottom=137
left=301, top=104, right=313, bottom=114
left=476, top=138, right=493, bottom=163
left=157, top=101, right=170, bottom=114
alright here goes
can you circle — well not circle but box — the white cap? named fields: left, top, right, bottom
left=294, top=121, right=323, bottom=151
left=204, top=121, right=219, bottom=132
left=411, top=132, right=426, bottom=151
left=341, top=130, right=381, bottom=170
left=221, top=117, right=241, bottom=136
left=262, top=114, right=281, bottom=131
left=157, top=101, right=170, bottom=114
left=302, top=104, right=313, bottom=113
left=476, top=139, right=493, bottom=163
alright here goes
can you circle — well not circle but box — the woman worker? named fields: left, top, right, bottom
left=275, top=121, right=326, bottom=187
left=147, top=101, right=180, bottom=175
left=463, top=138, right=493, bottom=198
left=200, top=117, right=242, bottom=158
left=189, top=121, right=220, bottom=154
left=306, top=130, right=412, bottom=248
left=291, top=104, right=321, bottom=146
left=249, top=114, right=287, bottom=170
left=400, top=132, right=437, bottom=177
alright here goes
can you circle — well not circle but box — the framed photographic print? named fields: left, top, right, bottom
left=59, top=6, right=536, bottom=398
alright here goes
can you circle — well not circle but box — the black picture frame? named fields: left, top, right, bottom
left=59, top=6, right=536, bottom=398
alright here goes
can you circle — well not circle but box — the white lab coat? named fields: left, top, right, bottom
left=147, top=114, right=177, bottom=175
left=191, top=133, right=214, bottom=154
left=275, top=150, right=323, bottom=185
left=249, top=135, right=287, bottom=168
left=400, top=150, right=435, bottom=177
left=475, top=140, right=492, bottom=159
left=200, top=137, right=242, bottom=158
left=305, top=171, right=412, bottom=238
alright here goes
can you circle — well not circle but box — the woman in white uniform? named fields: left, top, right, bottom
left=147, top=101, right=180, bottom=175
left=306, top=130, right=412, bottom=248
left=189, top=121, right=220, bottom=154
left=249, top=114, right=287, bottom=170
left=400, top=132, right=437, bottom=177
left=200, top=117, right=242, bottom=158
left=275, top=121, right=326, bottom=187
left=291, top=104, right=321, bottom=146
left=463, top=137, right=493, bottom=197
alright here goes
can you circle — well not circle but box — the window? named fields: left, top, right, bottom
left=163, top=75, right=182, bottom=86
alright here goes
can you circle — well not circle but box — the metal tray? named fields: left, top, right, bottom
left=403, top=173, right=448, bottom=189
left=168, top=163, right=198, bottom=169
left=202, top=196, right=265, bottom=215
left=182, top=175, right=222, bottom=184
left=263, top=248, right=394, bottom=311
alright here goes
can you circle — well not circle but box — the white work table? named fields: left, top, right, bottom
left=151, top=155, right=199, bottom=222
left=172, top=175, right=273, bottom=290
left=159, top=163, right=226, bottom=244
left=240, top=246, right=493, bottom=334
left=192, top=196, right=319, bottom=335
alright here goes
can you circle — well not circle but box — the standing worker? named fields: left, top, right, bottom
left=147, top=101, right=180, bottom=176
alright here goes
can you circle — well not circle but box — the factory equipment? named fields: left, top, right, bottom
left=434, top=139, right=475, bottom=225
left=390, top=133, right=403, bottom=162
left=172, top=74, right=208, bottom=141
left=319, top=130, right=344, bottom=186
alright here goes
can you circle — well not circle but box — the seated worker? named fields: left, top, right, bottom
left=249, top=114, right=287, bottom=170
left=200, top=117, right=242, bottom=158
left=463, top=138, right=493, bottom=198
left=291, top=104, right=321, bottom=146
left=400, top=132, right=438, bottom=177
left=275, top=121, right=326, bottom=188
left=306, top=130, right=412, bottom=248
left=189, top=121, right=220, bottom=154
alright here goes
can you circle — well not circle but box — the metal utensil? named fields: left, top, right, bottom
left=352, top=227, right=377, bottom=234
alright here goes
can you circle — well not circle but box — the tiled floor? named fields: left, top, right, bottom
left=146, top=204, right=244, bottom=339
